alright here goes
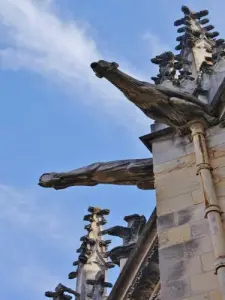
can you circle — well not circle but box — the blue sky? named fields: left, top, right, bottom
left=0, top=1, right=225, bottom=299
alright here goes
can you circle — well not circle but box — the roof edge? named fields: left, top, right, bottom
left=107, top=207, right=157, bottom=300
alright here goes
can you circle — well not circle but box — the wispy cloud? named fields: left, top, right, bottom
left=142, top=31, right=169, bottom=58
left=142, top=31, right=171, bottom=79
left=0, top=183, right=79, bottom=297
left=0, top=183, right=80, bottom=247
left=0, top=0, right=155, bottom=132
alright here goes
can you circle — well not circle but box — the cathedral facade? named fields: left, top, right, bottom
left=41, top=6, right=225, bottom=300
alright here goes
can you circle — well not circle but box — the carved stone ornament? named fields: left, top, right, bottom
left=100, top=214, right=147, bottom=265
left=45, top=283, right=80, bottom=300
left=100, top=214, right=146, bottom=246
left=39, top=158, right=154, bottom=190
left=90, top=60, right=218, bottom=132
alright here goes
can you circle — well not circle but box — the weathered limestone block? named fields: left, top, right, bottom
left=209, top=289, right=222, bottom=300
left=153, top=136, right=194, bottom=165
left=155, top=167, right=200, bottom=200
left=183, top=294, right=209, bottom=300
left=192, top=189, right=205, bottom=205
left=200, top=251, right=215, bottom=272
left=153, top=126, right=225, bottom=300
left=157, top=193, right=194, bottom=215
left=190, top=271, right=219, bottom=294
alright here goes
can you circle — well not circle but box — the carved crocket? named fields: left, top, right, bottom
left=45, top=283, right=80, bottom=300
left=38, top=158, right=154, bottom=190
left=90, top=60, right=218, bottom=131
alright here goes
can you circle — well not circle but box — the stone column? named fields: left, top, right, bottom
left=152, top=125, right=225, bottom=300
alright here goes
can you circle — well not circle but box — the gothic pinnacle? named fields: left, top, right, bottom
left=68, top=206, right=113, bottom=299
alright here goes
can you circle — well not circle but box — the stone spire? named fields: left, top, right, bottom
left=69, top=206, right=113, bottom=300
left=174, top=6, right=216, bottom=78
left=150, top=5, right=225, bottom=109
left=100, top=214, right=147, bottom=271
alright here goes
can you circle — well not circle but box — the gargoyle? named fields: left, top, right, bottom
left=100, top=214, right=146, bottom=246
left=45, top=283, right=80, bottom=300
left=100, top=226, right=131, bottom=245
left=90, top=60, right=218, bottom=131
left=38, top=158, right=154, bottom=190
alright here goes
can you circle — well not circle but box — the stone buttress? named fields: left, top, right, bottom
left=151, top=125, right=225, bottom=300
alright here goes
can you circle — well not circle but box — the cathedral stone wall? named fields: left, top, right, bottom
left=153, top=125, right=225, bottom=300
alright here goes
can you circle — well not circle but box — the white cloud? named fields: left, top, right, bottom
left=0, top=0, right=154, bottom=132
left=0, top=0, right=99, bottom=85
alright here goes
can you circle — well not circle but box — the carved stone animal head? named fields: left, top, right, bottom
left=39, top=173, right=60, bottom=188
left=90, top=60, right=119, bottom=78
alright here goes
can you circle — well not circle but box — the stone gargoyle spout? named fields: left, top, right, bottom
left=90, top=60, right=218, bottom=130
left=38, top=158, right=154, bottom=190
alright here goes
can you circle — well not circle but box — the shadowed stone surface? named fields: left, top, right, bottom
left=157, top=212, right=176, bottom=229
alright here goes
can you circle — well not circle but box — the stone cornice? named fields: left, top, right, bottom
left=139, top=128, right=174, bottom=153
